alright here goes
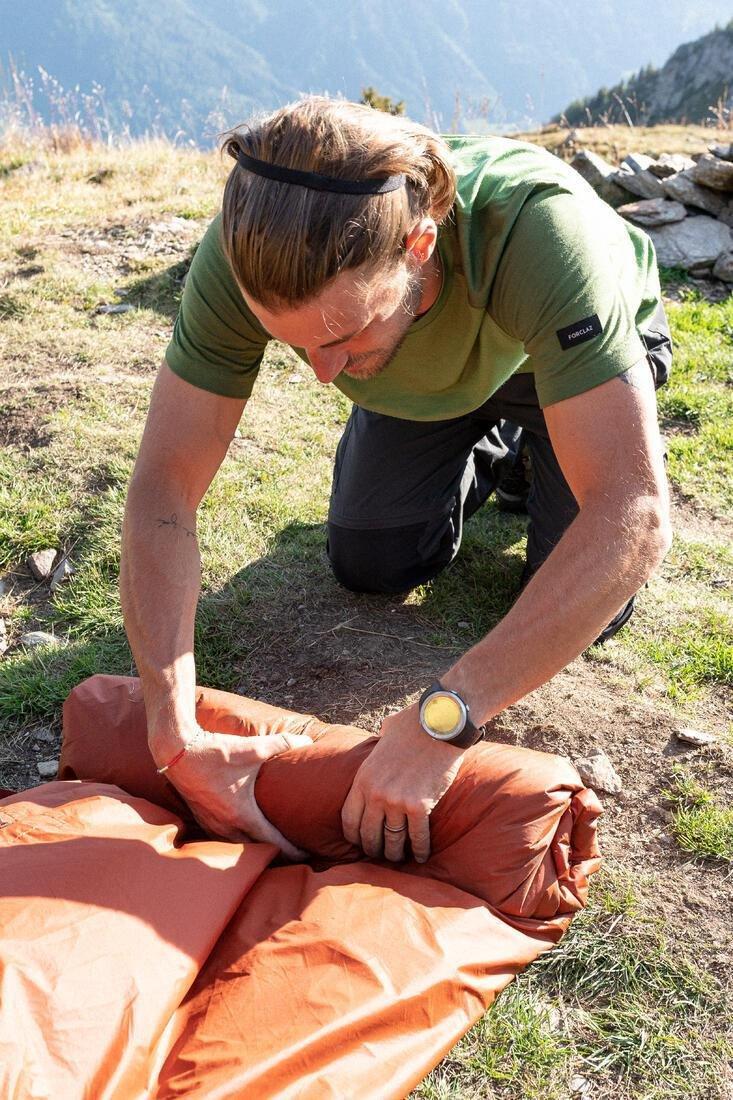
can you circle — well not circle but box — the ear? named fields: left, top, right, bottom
left=404, top=217, right=438, bottom=265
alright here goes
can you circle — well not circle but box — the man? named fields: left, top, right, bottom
left=120, top=95, right=672, bottom=865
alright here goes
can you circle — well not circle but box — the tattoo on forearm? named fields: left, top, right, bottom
left=156, top=513, right=195, bottom=538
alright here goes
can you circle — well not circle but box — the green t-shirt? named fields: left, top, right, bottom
left=166, top=135, right=661, bottom=416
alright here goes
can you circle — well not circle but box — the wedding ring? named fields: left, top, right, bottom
left=384, top=823, right=408, bottom=833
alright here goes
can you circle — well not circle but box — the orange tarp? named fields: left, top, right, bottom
left=0, top=675, right=602, bottom=1099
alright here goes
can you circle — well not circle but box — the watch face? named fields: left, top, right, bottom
left=421, top=692, right=466, bottom=739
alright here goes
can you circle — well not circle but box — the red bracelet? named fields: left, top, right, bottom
left=156, top=746, right=187, bottom=775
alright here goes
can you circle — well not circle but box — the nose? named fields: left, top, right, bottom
left=307, top=348, right=348, bottom=384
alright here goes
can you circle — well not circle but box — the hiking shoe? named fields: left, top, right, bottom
left=495, top=454, right=530, bottom=514
left=592, top=596, right=635, bottom=646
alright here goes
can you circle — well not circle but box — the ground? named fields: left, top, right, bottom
left=0, top=131, right=731, bottom=1099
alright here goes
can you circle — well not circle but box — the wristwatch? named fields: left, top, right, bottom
left=418, top=681, right=483, bottom=749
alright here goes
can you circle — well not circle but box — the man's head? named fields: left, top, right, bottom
left=220, top=96, right=456, bottom=382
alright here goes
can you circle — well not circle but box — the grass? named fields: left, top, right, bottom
left=662, top=768, right=733, bottom=862
left=417, top=869, right=731, bottom=1100
left=1, top=134, right=732, bottom=1098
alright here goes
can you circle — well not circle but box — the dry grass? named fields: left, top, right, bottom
left=516, top=123, right=733, bottom=163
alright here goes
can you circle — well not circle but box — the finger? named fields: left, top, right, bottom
left=341, top=784, right=366, bottom=846
left=407, top=809, right=431, bottom=864
left=383, top=818, right=408, bottom=863
left=359, top=805, right=387, bottom=859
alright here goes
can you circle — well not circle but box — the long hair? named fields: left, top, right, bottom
left=220, top=96, right=456, bottom=309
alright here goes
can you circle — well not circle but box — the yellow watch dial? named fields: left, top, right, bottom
left=423, top=694, right=461, bottom=735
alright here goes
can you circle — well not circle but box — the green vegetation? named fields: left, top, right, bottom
left=663, top=768, right=733, bottom=862
left=417, top=870, right=730, bottom=1099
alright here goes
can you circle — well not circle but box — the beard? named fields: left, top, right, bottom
left=342, top=269, right=425, bottom=381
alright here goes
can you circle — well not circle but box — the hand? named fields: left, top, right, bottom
left=341, top=703, right=465, bottom=863
left=154, top=727, right=312, bottom=860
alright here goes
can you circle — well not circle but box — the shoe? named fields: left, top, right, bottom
left=592, top=596, right=635, bottom=646
left=495, top=453, right=530, bottom=514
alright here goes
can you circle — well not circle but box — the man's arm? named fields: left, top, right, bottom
left=342, top=358, right=671, bottom=861
left=121, top=362, right=245, bottom=755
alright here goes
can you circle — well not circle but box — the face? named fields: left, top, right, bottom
left=241, top=220, right=439, bottom=385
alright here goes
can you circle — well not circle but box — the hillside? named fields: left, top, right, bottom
left=559, top=19, right=733, bottom=126
left=2, top=0, right=733, bottom=140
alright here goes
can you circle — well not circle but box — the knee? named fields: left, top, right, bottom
left=327, top=522, right=452, bottom=595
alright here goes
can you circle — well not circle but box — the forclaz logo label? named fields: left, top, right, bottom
left=556, top=314, right=603, bottom=351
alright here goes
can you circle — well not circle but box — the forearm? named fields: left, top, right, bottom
left=120, top=476, right=202, bottom=757
left=443, top=495, right=671, bottom=724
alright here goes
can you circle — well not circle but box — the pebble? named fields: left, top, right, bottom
left=50, top=558, right=74, bottom=592
left=286, top=677, right=297, bottom=687
left=93, top=303, right=134, bottom=315
left=37, top=759, right=59, bottom=779
left=573, top=749, right=623, bottom=794
left=19, top=631, right=63, bottom=649
left=0, top=577, right=10, bottom=597
left=570, top=1075, right=591, bottom=1096
left=32, top=728, right=55, bottom=744
left=0, top=618, right=7, bottom=656
left=457, top=620, right=470, bottom=628
left=676, top=727, right=717, bottom=747
left=27, top=548, right=57, bottom=581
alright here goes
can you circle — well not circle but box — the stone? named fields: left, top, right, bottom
left=645, top=216, right=733, bottom=270
left=676, top=727, right=717, bottom=747
left=93, top=303, right=134, bottom=315
left=709, top=142, right=733, bottom=161
left=32, top=727, right=55, bottom=744
left=36, top=759, right=59, bottom=779
left=569, top=150, right=628, bottom=206
left=617, top=198, right=687, bottom=227
left=286, top=677, right=297, bottom=687
left=457, top=620, right=470, bottom=628
left=27, top=548, right=57, bottom=581
left=570, top=1075, right=592, bottom=1097
left=573, top=749, right=623, bottom=794
left=612, top=165, right=665, bottom=200
left=0, top=576, right=10, bottom=597
left=50, top=558, right=74, bottom=592
left=661, top=172, right=726, bottom=217
left=648, top=153, right=696, bottom=178
left=0, top=617, right=7, bottom=656
left=712, top=251, right=733, bottom=282
left=691, top=153, right=733, bottom=192
left=19, top=631, right=63, bottom=649
left=718, top=201, right=733, bottom=229
left=622, top=152, right=656, bottom=173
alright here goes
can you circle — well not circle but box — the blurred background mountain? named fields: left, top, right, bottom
left=2, top=1, right=732, bottom=143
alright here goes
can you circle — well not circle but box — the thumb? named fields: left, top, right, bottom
left=254, top=733, right=313, bottom=759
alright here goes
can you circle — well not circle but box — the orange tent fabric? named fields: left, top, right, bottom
left=0, top=675, right=602, bottom=1099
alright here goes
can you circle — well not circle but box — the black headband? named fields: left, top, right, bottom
left=230, top=148, right=406, bottom=195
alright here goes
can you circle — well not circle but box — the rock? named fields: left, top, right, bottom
left=570, top=1073, right=592, bottom=1096
left=457, top=620, right=470, bottom=628
left=612, top=165, right=665, bottom=200
left=19, top=631, right=62, bottom=649
left=569, top=150, right=628, bottom=206
left=661, top=172, right=726, bottom=217
left=712, top=250, right=733, bottom=282
left=645, top=216, right=733, bottom=270
left=286, top=677, right=297, bottom=687
left=93, top=303, right=134, bottom=315
left=676, top=727, right=717, bottom=746
left=0, top=618, right=7, bottom=656
left=27, top=548, right=57, bottom=581
left=622, top=153, right=657, bottom=173
left=718, top=201, right=733, bottom=229
left=36, top=759, right=59, bottom=779
left=617, top=198, right=687, bottom=228
left=691, top=153, right=733, bottom=192
left=709, top=142, right=733, bottom=161
left=32, top=727, right=55, bottom=744
left=0, top=576, right=10, bottom=597
left=648, top=153, right=696, bottom=178
left=574, top=749, right=623, bottom=794
left=50, top=558, right=74, bottom=592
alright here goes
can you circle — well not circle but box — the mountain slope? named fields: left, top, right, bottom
left=558, top=20, right=733, bottom=125
left=2, top=1, right=732, bottom=140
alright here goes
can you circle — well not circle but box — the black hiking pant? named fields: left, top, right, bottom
left=326, top=303, right=672, bottom=596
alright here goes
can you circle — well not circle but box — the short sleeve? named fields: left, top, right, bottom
left=489, top=189, right=651, bottom=407
left=165, top=213, right=270, bottom=399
